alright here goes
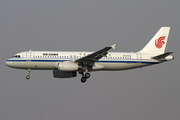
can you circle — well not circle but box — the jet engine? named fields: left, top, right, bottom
left=53, top=70, right=77, bottom=78
left=54, top=62, right=78, bottom=71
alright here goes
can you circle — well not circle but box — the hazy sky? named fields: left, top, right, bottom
left=0, top=0, right=180, bottom=120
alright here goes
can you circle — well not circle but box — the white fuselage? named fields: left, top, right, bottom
left=5, top=27, right=174, bottom=83
left=6, top=51, right=163, bottom=71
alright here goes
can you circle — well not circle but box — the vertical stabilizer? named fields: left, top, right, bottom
left=139, top=27, right=170, bottom=54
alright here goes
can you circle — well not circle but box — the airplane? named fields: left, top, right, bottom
left=5, top=27, right=174, bottom=83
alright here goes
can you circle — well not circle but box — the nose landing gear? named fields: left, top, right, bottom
left=26, top=69, right=31, bottom=80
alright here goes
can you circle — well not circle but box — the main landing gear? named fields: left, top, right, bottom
left=80, top=72, right=91, bottom=83
left=26, top=69, right=31, bottom=80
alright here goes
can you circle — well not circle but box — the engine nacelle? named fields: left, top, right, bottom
left=53, top=70, right=77, bottom=78
left=54, top=62, right=78, bottom=71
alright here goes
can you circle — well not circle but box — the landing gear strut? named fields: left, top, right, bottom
left=26, top=69, right=31, bottom=80
left=79, top=71, right=90, bottom=83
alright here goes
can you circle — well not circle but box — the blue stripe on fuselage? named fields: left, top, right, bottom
left=6, top=59, right=158, bottom=64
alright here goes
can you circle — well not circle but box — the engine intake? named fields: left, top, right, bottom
left=53, top=70, right=77, bottom=78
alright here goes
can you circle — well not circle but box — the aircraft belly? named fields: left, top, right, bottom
left=24, top=62, right=55, bottom=69
left=6, top=62, right=25, bottom=69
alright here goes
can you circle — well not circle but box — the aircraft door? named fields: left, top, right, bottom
left=70, top=55, right=72, bottom=60
left=136, top=53, right=142, bottom=63
left=26, top=52, right=31, bottom=61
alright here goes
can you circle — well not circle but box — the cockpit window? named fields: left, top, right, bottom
left=12, top=55, right=20, bottom=58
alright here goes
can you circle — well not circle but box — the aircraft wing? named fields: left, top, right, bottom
left=75, top=44, right=116, bottom=63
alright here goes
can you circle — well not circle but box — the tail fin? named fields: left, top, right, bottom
left=139, top=27, right=170, bottom=54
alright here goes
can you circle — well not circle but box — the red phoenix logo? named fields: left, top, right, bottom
left=155, top=36, right=166, bottom=48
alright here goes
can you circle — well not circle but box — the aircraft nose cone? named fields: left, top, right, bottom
left=5, top=60, right=11, bottom=67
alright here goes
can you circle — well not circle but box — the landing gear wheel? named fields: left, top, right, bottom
left=26, top=75, right=30, bottom=80
left=81, top=77, right=87, bottom=83
left=26, top=69, right=31, bottom=80
left=85, top=73, right=90, bottom=78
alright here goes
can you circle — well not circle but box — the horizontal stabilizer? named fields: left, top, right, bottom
left=152, top=52, right=173, bottom=60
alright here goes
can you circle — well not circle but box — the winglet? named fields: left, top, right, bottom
left=111, top=44, right=116, bottom=49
